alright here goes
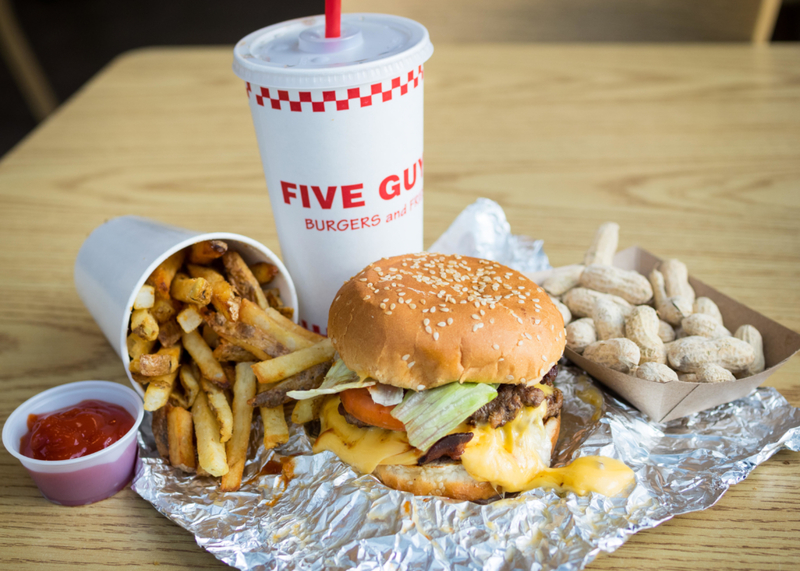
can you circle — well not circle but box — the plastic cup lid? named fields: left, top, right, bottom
left=232, top=13, right=433, bottom=89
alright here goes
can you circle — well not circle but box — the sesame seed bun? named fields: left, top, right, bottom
left=328, top=253, right=566, bottom=390
left=373, top=415, right=560, bottom=500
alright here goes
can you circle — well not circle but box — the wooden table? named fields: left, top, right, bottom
left=1, top=44, right=798, bottom=569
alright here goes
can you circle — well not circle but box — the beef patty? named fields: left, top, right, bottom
left=467, top=364, right=561, bottom=429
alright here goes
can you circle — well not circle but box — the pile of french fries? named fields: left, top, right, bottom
left=127, top=239, right=334, bottom=491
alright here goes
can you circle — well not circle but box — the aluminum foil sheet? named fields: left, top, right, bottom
left=132, top=200, right=800, bottom=569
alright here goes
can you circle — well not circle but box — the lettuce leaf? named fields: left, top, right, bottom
left=390, top=383, right=498, bottom=452
left=287, top=358, right=374, bottom=400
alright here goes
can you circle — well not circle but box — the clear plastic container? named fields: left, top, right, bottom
left=2, top=381, right=145, bottom=506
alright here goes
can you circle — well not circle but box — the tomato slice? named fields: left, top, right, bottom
left=340, top=387, right=406, bottom=432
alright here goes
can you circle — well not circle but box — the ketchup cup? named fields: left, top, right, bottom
left=2, top=381, right=144, bottom=506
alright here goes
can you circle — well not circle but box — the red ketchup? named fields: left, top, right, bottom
left=20, top=400, right=135, bottom=461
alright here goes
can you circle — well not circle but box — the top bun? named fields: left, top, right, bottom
left=328, top=253, right=566, bottom=390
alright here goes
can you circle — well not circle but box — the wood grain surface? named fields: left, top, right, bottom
left=0, top=44, right=798, bottom=569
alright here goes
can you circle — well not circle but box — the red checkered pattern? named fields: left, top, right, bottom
left=246, top=65, right=423, bottom=112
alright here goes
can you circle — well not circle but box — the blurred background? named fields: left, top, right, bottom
left=1, top=0, right=798, bottom=158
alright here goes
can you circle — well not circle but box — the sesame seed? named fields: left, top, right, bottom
left=447, top=318, right=453, bottom=325
left=517, top=318, right=523, bottom=324
left=493, top=344, right=500, bottom=350
left=473, top=323, right=484, bottom=332
left=537, top=334, right=541, bottom=340
left=399, top=298, right=405, bottom=304
left=519, top=300, right=525, bottom=304
left=542, top=355, right=547, bottom=361
left=398, top=292, right=406, bottom=296
left=425, top=326, right=432, bottom=334
left=433, top=332, right=439, bottom=340
left=440, top=308, right=449, bottom=312
left=359, top=278, right=367, bottom=282
left=499, top=358, right=505, bottom=362
left=520, top=378, right=526, bottom=383
left=472, top=314, right=480, bottom=320
left=380, top=303, right=386, bottom=309
left=423, top=318, right=430, bottom=326
left=480, top=310, right=485, bottom=316
left=409, top=304, right=417, bottom=309
left=535, top=319, right=541, bottom=325
left=507, top=375, right=514, bottom=381
left=535, top=308, right=540, bottom=312
left=532, top=299, right=539, bottom=302
left=518, top=341, right=524, bottom=346
left=383, top=298, right=389, bottom=303
left=436, top=321, right=446, bottom=327
left=402, top=354, right=410, bottom=361
left=363, top=295, right=371, bottom=300
left=390, top=303, right=396, bottom=310
left=490, top=318, right=495, bottom=324
left=386, top=311, right=393, bottom=315
left=551, top=324, right=555, bottom=331
left=430, top=307, right=436, bottom=313
left=474, top=301, right=480, bottom=308
left=524, top=333, right=532, bottom=340
left=423, top=309, right=429, bottom=313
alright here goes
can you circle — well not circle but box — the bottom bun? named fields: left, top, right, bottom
left=374, top=415, right=561, bottom=501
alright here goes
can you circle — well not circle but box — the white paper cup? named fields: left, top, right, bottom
left=74, top=215, right=298, bottom=396
left=233, top=13, right=433, bottom=334
left=2, top=381, right=144, bottom=506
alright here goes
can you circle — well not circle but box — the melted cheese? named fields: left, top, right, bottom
left=313, top=394, right=635, bottom=498
left=313, top=397, right=419, bottom=473
left=460, top=402, right=634, bottom=496
left=460, top=402, right=552, bottom=491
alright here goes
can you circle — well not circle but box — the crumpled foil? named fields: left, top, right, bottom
left=429, top=198, right=551, bottom=273
left=133, top=200, right=800, bottom=570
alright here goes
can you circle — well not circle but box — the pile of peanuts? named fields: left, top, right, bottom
left=544, top=223, right=765, bottom=383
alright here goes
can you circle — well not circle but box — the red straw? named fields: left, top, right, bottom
left=325, top=0, right=341, bottom=38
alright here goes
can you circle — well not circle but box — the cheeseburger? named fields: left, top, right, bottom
left=289, top=253, right=633, bottom=500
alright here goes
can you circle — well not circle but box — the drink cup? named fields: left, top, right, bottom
left=233, top=13, right=433, bottom=334
left=74, top=215, right=297, bottom=396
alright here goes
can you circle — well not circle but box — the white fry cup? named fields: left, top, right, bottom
left=233, top=13, right=433, bottom=333
left=74, top=215, right=297, bottom=396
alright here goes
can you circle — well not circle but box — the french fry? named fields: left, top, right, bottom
left=251, top=338, right=335, bottom=385
left=223, top=251, right=268, bottom=309
left=201, top=378, right=234, bottom=443
left=152, top=406, right=170, bottom=460
left=263, top=288, right=294, bottom=320
left=134, top=285, right=155, bottom=309
left=127, top=333, right=155, bottom=360
left=147, top=250, right=186, bottom=298
left=179, top=363, right=201, bottom=407
left=291, top=397, right=324, bottom=425
left=167, top=406, right=196, bottom=473
left=177, top=304, right=204, bottom=333
left=188, top=239, right=227, bottom=265
left=249, top=262, right=279, bottom=285
left=169, top=385, right=190, bottom=409
left=221, top=363, right=257, bottom=491
left=157, top=319, right=183, bottom=348
left=188, top=264, right=240, bottom=321
left=213, top=340, right=259, bottom=363
left=264, top=305, right=324, bottom=344
left=202, top=323, right=220, bottom=349
left=130, top=308, right=159, bottom=341
left=132, top=353, right=170, bottom=376
left=192, top=391, right=228, bottom=477
left=260, top=406, right=290, bottom=451
left=205, top=311, right=288, bottom=360
left=133, top=345, right=181, bottom=376
left=182, top=329, right=228, bottom=388
left=170, top=273, right=212, bottom=306
left=151, top=296, right=180, bottom=324
left=144, top=369, right=179, bottom=411
left=239, top=299, right=313, bottom=352
left=248, top=362, right=330, bottom=408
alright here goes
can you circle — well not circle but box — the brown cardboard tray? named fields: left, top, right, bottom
left=525, top=247, right=800, bottom=423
